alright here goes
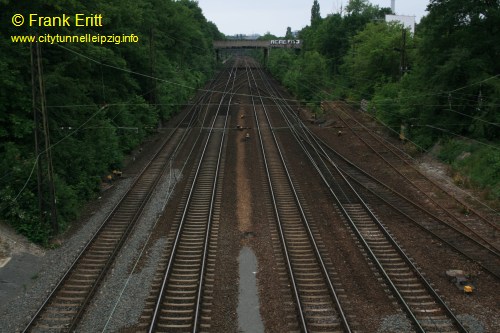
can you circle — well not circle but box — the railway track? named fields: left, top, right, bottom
left=254, top=64, right=470, bottom=332
left=335, top=103, right=499, bottom=252
left=22, top=75, right=221, bottom=333
left=325, top=147, right=500, bottom=279
left=247, top=60, right=352, bottom=332
left=303, top=105, right=500, bottom=278
left=259, top=74, right=500, bottom=279
left=20, top=56, right=497, bottom=332
left=142, top=63, right=237, bottom=332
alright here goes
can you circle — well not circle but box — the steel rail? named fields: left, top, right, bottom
left=192, top=69, right=234, bottom=333
left=340, top=100, right=500, bottom=223
left=259, top=71, right=468, bottom=333
left=283, top=119, right=500, bottom=278
left=22, top=80, right=214, bottom=333
left=148, top=64, right=237, bottom=333
left=318, top=125, right=500, bottom=267
left=332, top=157, right=500, bottom=279
left=245, top=64, right=307, bottom=332
left=302, top=113, right=500, bottom=277
left=335, top=104, right=499, bottom=254
left=304, top=119, right=499, bottom=260
left=253, top=65, right=354, bottom=332
left=316, top=147, right=468, bottom=333
left=248, top=60, right=352, bottom=332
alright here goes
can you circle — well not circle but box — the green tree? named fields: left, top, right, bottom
left=258, top=33, right=278, bottom=40
left=267, top=49, right=297, bottom=83
left=0, top=0, right=221, bottom=243
left=289, top=51, right=329, bottom=102
left=341, top=22, right=413, bottom=99
left=311, top=0, right=321, bottom=27
left=308, top=13, right=347, bottom=74
left=402, top=0, right=500, bottom=142
left=343, top=0, right=391, bottom=36
left=345, top=0, right=371, bottom=15
left=259, top=0, right=500, bottom=199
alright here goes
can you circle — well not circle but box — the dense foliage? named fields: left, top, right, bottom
left=0, top=0, right=222, bottom=244
left=262, top=0, right=500, bottom=201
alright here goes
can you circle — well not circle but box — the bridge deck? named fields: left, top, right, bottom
left=213, top=40, right=301, bottom=49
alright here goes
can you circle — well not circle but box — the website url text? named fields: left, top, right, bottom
left=11, top=33, right=139, bottom=45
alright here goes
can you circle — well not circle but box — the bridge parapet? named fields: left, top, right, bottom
left=213, top=39, right=302, bottom=50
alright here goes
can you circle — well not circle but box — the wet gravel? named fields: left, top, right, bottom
left=78, top=168, right=180, bottom=332
left=377, top=314, right=413, bottom=333
left=310, top=103, right=500, bottom=332
left=0, top=130, right=180, bottom=332
left=0, top=177, right=134, bottom=332
left=2, top=66, right=499, bottom=333
left=80, top=237, right=167, bottom=331
left=376, top=314, right=487, bottom=333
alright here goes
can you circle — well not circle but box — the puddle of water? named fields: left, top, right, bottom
left=0, top=253, right=41, bottom=301
left=0, top=257, right=11, bottom=268
left=237, top=246, right=264, bottom=333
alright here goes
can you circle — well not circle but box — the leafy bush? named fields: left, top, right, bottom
left=438, top=140, right=500, bottom=201
left=0, top=0, right=220, bottom=244
left=438, top=140, right=470, bottom=163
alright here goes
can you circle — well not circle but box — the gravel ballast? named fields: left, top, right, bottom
left=0, top=130, right=181, bottom=332
left=0, top=177, right=134, bottom=332
left=78, top=168, right=180, bottom=332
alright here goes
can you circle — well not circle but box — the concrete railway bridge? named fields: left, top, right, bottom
left=213, top=39, right=302, bottom=63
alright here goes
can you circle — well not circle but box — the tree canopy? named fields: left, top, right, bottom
left=311, top=0, right=321, bottom=27
left=261, top=0, right=500, bottom=200
left=0, top=0, right=221, bottom=243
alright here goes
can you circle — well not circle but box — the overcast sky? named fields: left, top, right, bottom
left=197, top=0, right=430, bottom=36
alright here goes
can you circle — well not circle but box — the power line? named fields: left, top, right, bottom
left=12, top=105, right=109, bottom=203
left=296, top=72, right=500, bottom=128
left=422, top=125, right=500, bottom=151
left=448, top=74, right=500, bottom=94
left=56, top=44, right=198, bottom=92
left=32, top=40, right=58, bottom=233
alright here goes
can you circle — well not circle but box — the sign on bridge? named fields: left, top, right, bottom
left=213, top=39, right=302, bottom=50
left=269, top=39, right=301, bottom=47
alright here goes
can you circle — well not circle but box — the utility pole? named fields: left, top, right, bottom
left=31, top=40, right=58, bottom=235
left=31, top=43, right=43, bottom=221
left=393, top=28, right=408, bottom=79
left=149, top=28, right=157, bottom=107
left=400, top=28, right=407, bottom=77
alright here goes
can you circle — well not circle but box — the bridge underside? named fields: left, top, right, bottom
left=213, top=40, right=301, bottom=50
left=213, top=40, right=301, bottom=63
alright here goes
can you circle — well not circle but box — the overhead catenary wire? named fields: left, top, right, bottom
left=283, top=57, right=500, bottom=110
left=296, top=71, right=500, bottom=120
left=55, top=44, right=303, bottom=104
left=296, top=73, right=500, bottom=140
left=11, top=104, right=109, bottom=203
left=5, top=43, right=189, bottom=201
left=3, top=28, right=234, bottom=215
left=422, top=125, right=500, bottom=151
left=0, top=104, right=109, bottom=218
left=303, top=72, right=500, bottom=149
left=291, top=72, right=499, bottom=214
left=6, top=39, right=499, bottom=214
left=4, top=34, right=251, bottom=221
left=52, top=44, right=500, bottom=116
